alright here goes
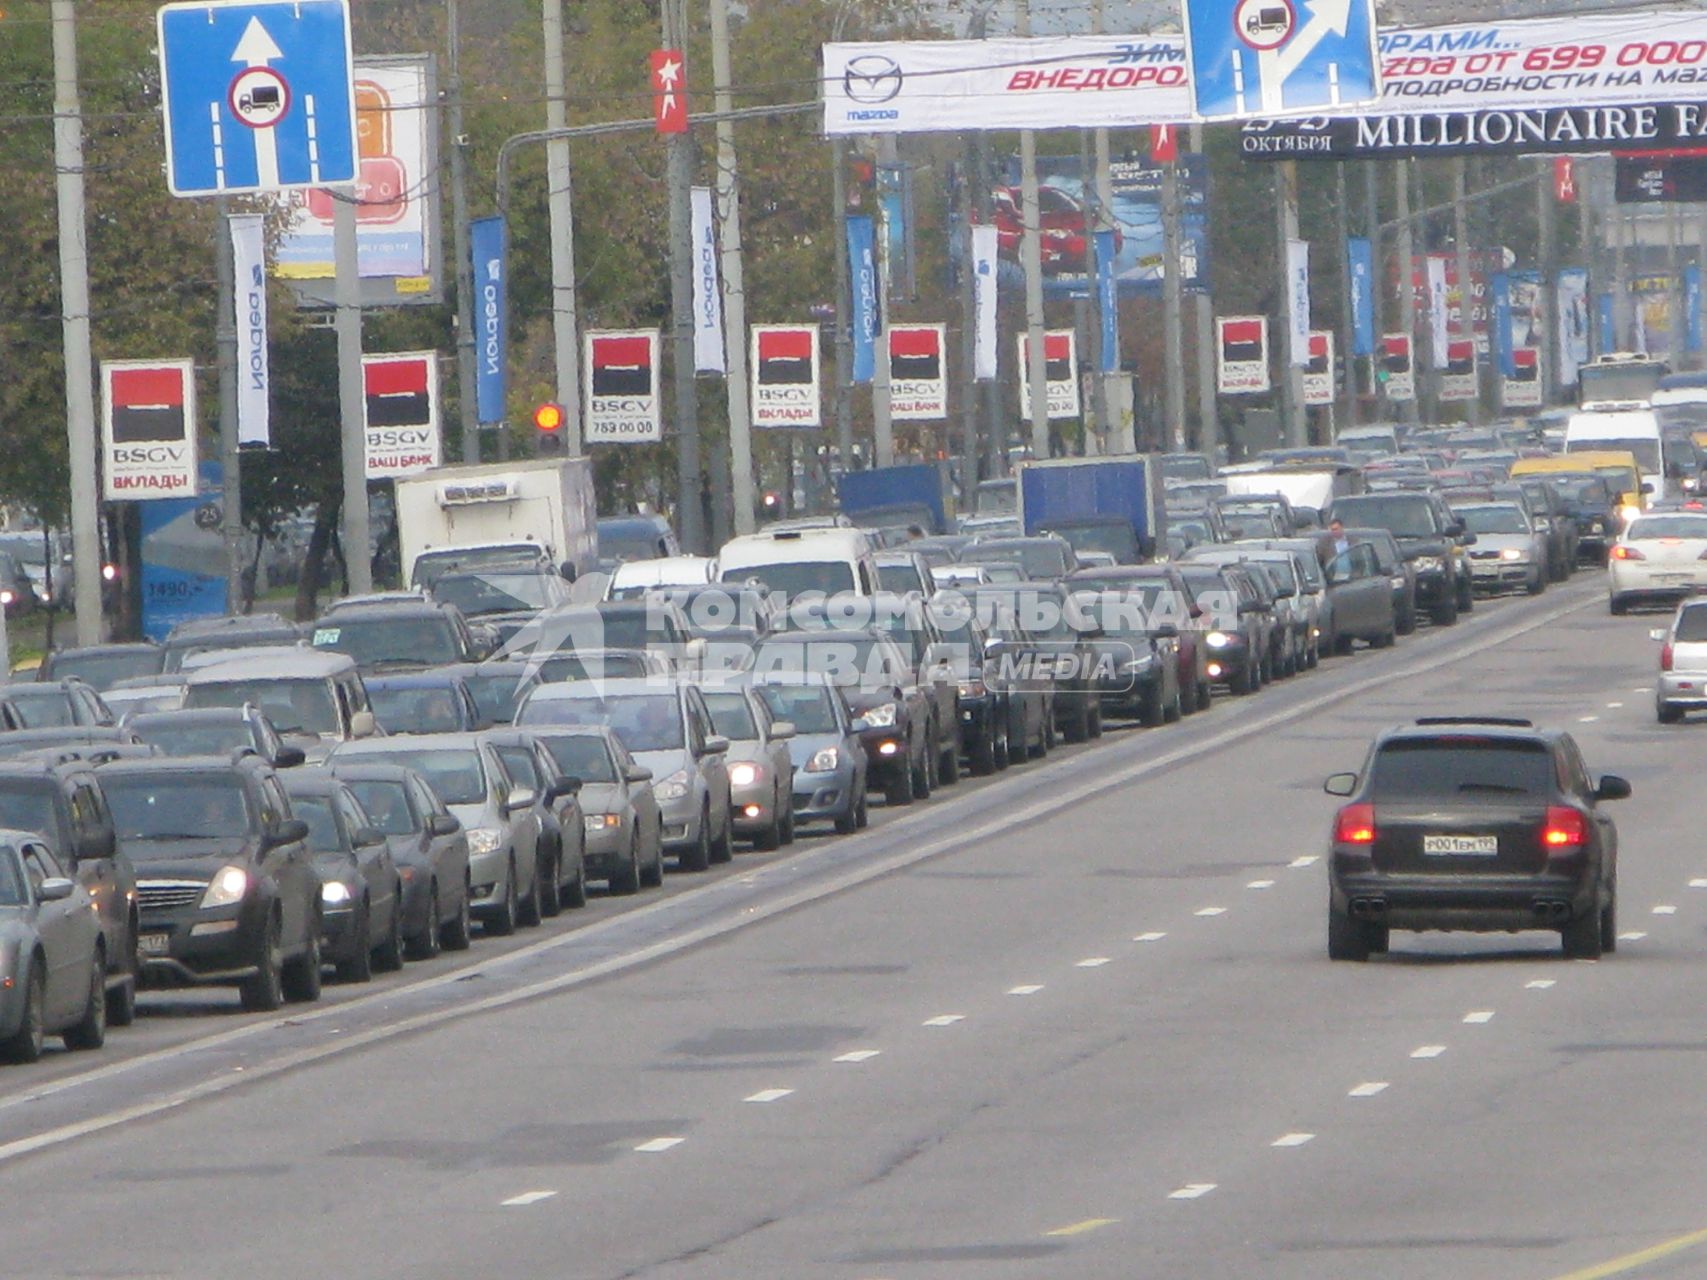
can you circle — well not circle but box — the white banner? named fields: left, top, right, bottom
left=1018, top=331, right=1081, bottom=420
left=1303, top=331, right=1334, bottom=405
left=1286, top=239, right=1311, bottom=365
left=229, top=214, right=270, bottom=448
left=889, top=324, right=949, bottom=420
left=824, top=37, right=1191, bottom=136
left=584, top=331, right=663, bottom=443
left=1217, top=316, right=1271, bottom=394
left=1427, top=257, right=1451, bottom=368
left=690, top=187, right=725, bottom=374
left=751, top=325, right=822, bottom=427
left=1558, top=267, right=1590, bottom=385
left=972, top=225, right=999, bottom=379
left=102, top=360, right=198, bottom=499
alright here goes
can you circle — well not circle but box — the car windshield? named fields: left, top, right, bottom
left=101, top=776, right=253, bottom=846
left=0, top=852, right=25, bottom=906
left=368, top=684, right=468, bottom=734
left=1676, top=606, right=1707, bottom=642
left=1367, top=738, right=1554, bottom=799
left=1458, top=507, right=1529, bottom=535
left=537, top=734, right=618, bottom=784
left=311, top=616, right=461, bottom=667
left=0, top=786, right=56, bottom=838
left=48, top=649, right=162, bottom=691
left=161, top=631, right=300, bottom=672
left=344, top=780, right=417, bottom=835
left=598, top=529, right=663, bottom=562
left=965, top=543, right=1069, bottom=579
left=518, top=693, right=685, bottom=752
left=1161, top=455, right=1213, bottom=482
left=721, top=562, right=856, bottom=598
left=1554, top=476, right=1612, bottom=505
left=877, top=563, right=927, bottom=595
left=1070, top=586, right=1175, bottom=636
left=536, top=653, right=648, bottom=683
left=1592, top=465, right=1641, bottom=496
left=1568, top=437, right=1662, bottom=473
left=4, top=689, right=77, bottom=728
left=752, top=638, right=900, bottom=688
left=1630, top=516, right=1707, bottom=539
left=431, top=572, right=553, bottom=617
left=1051, top=523, right=1139, bottom=562
left=132, top=722, right=252, bottom=758
left=701, top=691, right=758, bottom=740
left=461, top=670, right=531, bottom=723
left=289, top=795, right=343, bottom=853
left=1330, top=497, right=1437, bottom=537
left=412, top=547, right=545, bottom=589
left=185, top=679, right=339, bottom=737
left=355, top=749, right=487, bottom=806
left=756, top=684, right=839, bottom=735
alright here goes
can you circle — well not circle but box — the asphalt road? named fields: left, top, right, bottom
left=4, top=577, right=1704, bottom=1280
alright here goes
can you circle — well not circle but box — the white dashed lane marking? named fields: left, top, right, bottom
left=1132, top=932, right=1167, bottom=943
left=1689, top=879, right=1707, bottom=889
left=1463, top=1011, right=1495, bottom=1024
left=1289, top=856, right=1319, bottom=868
left=1272, top=1132, right=1316, bottom=1147
left=1653, top=905, right=1678, bottom=915
left=1578, top=715, right=1600, bottom=723
left=1195, top=907, right=1227, bottom=917
left=1076, top=957, right=1112, bottom=968
left=1620, top=932, right=1649, bottom=942
left=1607, top=701, right=1624, bottom=709
left=744, top=1088, right=794, bottom=1104
left=1168, top=1183, right=1217, bottom=1200
left=501, top=1191, right=558, bottom=1207
left=1247, top=879, right=1275, bottom=890
left=833, top=1050, right=881, bottom=1064
left=922, top=1015, right=965, bottom=1027
left=1525, top=979, right=1556, bottom=989
left=634, top=1137, right=685, bottom=1153
left=1007, top=985, right=1044, bottom=996
left=1348, top=1082, right=1389, bottom=1097
left=1410, top=1045, right=1447, bottom=1059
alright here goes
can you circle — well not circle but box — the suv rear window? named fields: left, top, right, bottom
left=1677, top=605, right=1707, bottom=643
left=1368, top=737, right=1555, bottom=799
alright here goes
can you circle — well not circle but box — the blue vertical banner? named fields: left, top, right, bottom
left=1688, top=264, right=1703, bottom=354
left=846, top=215, right=879, bottom=385
left=1346, top=237, right=1375, bottom=357
left=470, top=216, right=508, bottom=423
left=1490, top=272, right=1514, bottom=377
left=1596, top=292, right=1617, bottom=355
left=140, top=460, right=227, bottom=641
left=1095, top=229, right=1119, bottom=374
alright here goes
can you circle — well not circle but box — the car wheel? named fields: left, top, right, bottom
left=1163, top=681, right=1183, bottom=723
left=1334, top=633, right=1356, bottom=657
left=240, top=915, right=284, bottom=1012
left=107, top=944, right=138, bottom=1029
left=336, top=902, right=374, bottom=984
left=1432, top=593, right=1459, bottom=627
left=282, top=923, right=323, bottom=1003
left=680, top=807, right=713, bottom=871
left=442, top=882, right=473, bottom=951
left=0, top=961, right=45, bottom=1063
left=1064, top=697, right=1090, bottom=743
left=407, top=885, right=443, bottom=960
left=1609, top=595, right=1629, bottom=616
left=834, top=802, right=858, bottom=835
left=938, top=735, right=961, bottom=786
left=517, top=856, right=544, bottom=927
left=1458, top=576, right=1475, bottom=611
left=1230, top=661, right=1256, bottom=696
left=538, top=846, right=563, bottom=919
left=710, top=811, right=735, bottom=864
left=753, top=804, right=783, bottom=851
left=611, top=829, right=643, bottom=894
left=969, top=721, right=997, bottom=776
left=1562, top=907, right=1603, bottom=960
left=1197, top=677, right=1215, bottom=709
left=63, top=951, right=107, bottom=1051
left=780, top=797, right=797, bottom=845
left=1396, top=605, right=1417, bottom=637
left=1526, top=571, right=1545, bottom=596
left=1600, top=887, right=1617, bottom=952
left=643, top=833, right=666, bottom=888
left=913, top=744, right=933, bottom=798
left=1658, top=702, right=1684, bottom=724
left=1327, top=905, right=1371, bottom=961
left=485, top=860, right=519, bottom=934
left=562, top=853, right=588, bottom=909
left=373, top=889, right=405, bottom=972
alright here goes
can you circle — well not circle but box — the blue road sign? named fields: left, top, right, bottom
left=1182, top=0, right=1380, bottom=121
left=157, top=0, right=359, bottom=197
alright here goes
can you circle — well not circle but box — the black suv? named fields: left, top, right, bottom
left=309, top=601, right=486, bottom=672
left=1327, top=492, right=1474, bottom=626
left=127, top=705, right=306, bottom=770
left=98, top=755, right=322, bottom=1011
left=0, top=757, right=140, bottom=1023
left=1324, top=717, right=1630, bottom=961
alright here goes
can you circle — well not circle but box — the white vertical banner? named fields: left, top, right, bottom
left=1286, top=239, right=1311, bottom=366
left=229, top=214, right=270, bottom=447
left=972, top=224, right=999, bottom=380
left=1427, top=256, right=1451, bottom=368
left=690, top=187, right=725, bottom=374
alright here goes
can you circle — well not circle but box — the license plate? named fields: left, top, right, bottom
left=1656, top=573, right=1693, bottom=584
left=137, top=932, right=171, bottom=956
left=1422, top=834, right=1497, bottom=856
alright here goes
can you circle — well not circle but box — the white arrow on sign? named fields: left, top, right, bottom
left=232, top=17, right=284, bottom=189
left=1257, top=0, right=1355, bottom=113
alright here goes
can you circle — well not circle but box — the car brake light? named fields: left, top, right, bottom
left=1542, top=806, right=1587, bottom=851
left=1662, top=642, right=1675, bottom=671
left=1611, top=545, right=1645, bottom=561
left=1334, top=802, right=1376, bottom=844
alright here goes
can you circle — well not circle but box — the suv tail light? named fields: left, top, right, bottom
left=1611, top=545, right=1645, bottom=561
left=1334, top=802, right=1376, bottom=844
left=1662, top=641, right=1675, bottom=671
left=1542, top=806, right=1587, bottom=851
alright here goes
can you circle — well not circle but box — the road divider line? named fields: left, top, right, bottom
left=833, top=1050, right=881, bottom=1064
left=1547, top=1225, right=1707, bottom=1280
left=1271, top=1132, right=1315, bottom=1147
left=634, top=1137, right=685, bottom=1153
left=1348, top=1082, right=1388, bottom=1097
left=922, top=1015, right=965, bottom=1027
left=1288, top=856, right=1319, bottom=868
left=744, top=1088, right=794, bottom=1104
left=1618, top=931, right=1648, bottom=942
left=1463, top=1011, right=1495, bottom=1024
left=1007, top=985, right=1044, bottom=996
left=501, top=1191, right=558, bottom=1207
left=1168, top=1183, right=1217, bottom=1200
left=1578, top=715, right=1600, bottom=723
left=1247, top=879, right=1275, bottom=890
left=1526, top=979, right=1556, bottom=989
left=1410, top=1045, right=1447, bottom=1059
left=1194, top=907, right=1227, bottom=917
left=1044, top=1218, right=1118, bottom=1237
left=1132, top=932, right=1167, bottom=942
left=1652, top=905, right=1678, bottom=915
left=1075, top=957, right=1111, bottom=968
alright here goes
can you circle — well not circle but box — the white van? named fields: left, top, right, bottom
left=717, top=528, right=879, bottom=601
left=604, top=555, right=717, bottom=600
left=1565, top=409, right=1663, bottom=497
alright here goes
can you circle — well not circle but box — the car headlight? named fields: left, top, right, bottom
left=1205, top=631, right=1231, bottom=649
left=806, top=746, right=840, bottom=773
left=656, top=770, right=691, bottom=802
left=584, top=813, right=621, bottom=832
left=957, top=679, right=986, bottom=699
left=1413, top=555, right=1444, bottom=571
left=861, top=701, right=899, bottom=728
left=199, top=864, right=248, bottom=910
left=728, top=762, right=762, bottom=788
left=1619, top=504, right=1643, bottom=526
left=1500, top=548, right=1524, bottom=561
left=321, top=880, right=353, bottom=906
left=467, top=827, right=503, bottom=855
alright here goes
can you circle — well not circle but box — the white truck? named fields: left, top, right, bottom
left=395, top=457, right=598, bottom=589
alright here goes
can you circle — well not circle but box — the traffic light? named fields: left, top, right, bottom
left=534, top=401, right=565, bottom=455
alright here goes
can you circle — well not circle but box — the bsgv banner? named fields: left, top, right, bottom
left=823, top=37, right=1190, bottom=135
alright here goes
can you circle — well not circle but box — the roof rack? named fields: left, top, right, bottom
left=1413, top=716, right=1534, bottom=728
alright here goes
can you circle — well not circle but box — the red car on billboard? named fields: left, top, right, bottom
left=987, top=185, right=1122, bottom=275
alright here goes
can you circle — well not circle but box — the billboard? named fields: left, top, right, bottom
left=140, top=460, right=226, bottom=641
left=1382, top=333, right=1416, bottom=402
left=1440, top=338, right=1478, bottom=401
left=1503, top=347, right=1543, bottom=408
left=1018, top=331, right=1080, bottom=420
left=102, top=359, right=198, bottom=499
left=584, top=331, right=663, bottom=443
left=889, top=324, right=948, bottom=421
left=1217, top=316, right=1270, bottom=394
left=362, top=352, right=441, bottom=478
left=274, top=56, right=440, bottom=306
left=1303, top=331, right=1334, bottom=406
left=751, top=325, right=822, bottom=427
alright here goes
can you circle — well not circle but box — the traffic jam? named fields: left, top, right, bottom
left=7, top=353, right=1704, bottom=1061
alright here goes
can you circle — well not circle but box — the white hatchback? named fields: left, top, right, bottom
left=1608, top=513, right=1707, bottom=614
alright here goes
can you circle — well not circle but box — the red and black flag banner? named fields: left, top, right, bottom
left=1381, top=332, right=1416, bottom=402
left=751, top=325, right=821, bottom=427
left=1215, top=315, right=1270, bottom=394
left=1503, top=346, right=1543, bottom=408
left=584, top=330, right=662, bottom=442
left=362, top=352, right=441, bottom=478
left=1018, top=329, right=1081, bottom=421
left=1303, top=330, right=1334, bottom=406
left=102, top=359, right=197, bottom=498
left=889, top=323, right=948, bottom=421
left=1440, top=338, right=1478, bottom=402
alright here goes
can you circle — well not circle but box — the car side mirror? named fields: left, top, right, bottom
left=1650, top=628, right=1669, bottom=642
left=560, top=561, right=577, bottom=582
left=504, top=787, right=538, bottom=814
left=1642, top=482, right=1656, bottom=495
left=1446, top=521, right=1467, bottom=537
left=36, top=876, right=76, bottom=902
left=770, top=720, right=796, bottom=740
left=269, top=817, right=310, bottom=847
left=701, top=734, right=730, bottom=756
left=850, top=716, right=872, bottom=733
left=353, top=826, right=385, bottom=849
left=350, top=709, right=377, bottom=739
left=1594, top=774, right=1632, bottom=802
left=428, top=813, right=460, bottom=837
left=1461, top=533, right=1478, bottom=546
left=545, top=775, right=581, bottom=802
left=1323, top=772, right=1358, bottom=797
left=624, top=764, right=654, bottom=784
left=274, top=745, right=306, bottom=768
left=75, top=830, right=116, bottom=864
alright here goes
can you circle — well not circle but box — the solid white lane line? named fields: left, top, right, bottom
left=501, top=1191, right=558, bottom=1207
left=834, top=1050, right=882, bottom=1063
left=1410, top=1045, right=1447, bottom=1059
left=744, top=1088, right=794, bottom=1104
left=1348, top=1082, right=1389, bottom=1097
left=1195, top=907, right=1227, bottom=917
left=1525, top=979, right=1556, bottom=989
left=1653, top=904, right=1678, bottom=915
left=1272, top=1132, right=1315, bottom=1148
left=1132, top=932, right=1167, bottom=942
left=634, top=1137, right=686, bottom=1153
left=1076, top=957, right=1112, bottom=968
left=1247, top=879, right=1276, bottom=890
left=1463, top=1011, right=1495, bottom=1024
left=1169, top=1183, right=1217, bottom=1200
left=922, top=1014, right=965, bottom=1027
left=1289, top=855, right=1319, bottom=868
left=1008, top=985, right=1045, bottom=996
left=1619, top=931, right=1648, bottom=941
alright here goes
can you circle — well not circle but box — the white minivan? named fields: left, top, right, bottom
left=1565, top=409, right=1664, bottom=497
left=717, top=528, right=880, bottom=603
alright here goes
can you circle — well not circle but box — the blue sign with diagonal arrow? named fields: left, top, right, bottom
left=1182, top=0, right=1380, bottom=121
left=157, top=0, right=359, bottom=197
